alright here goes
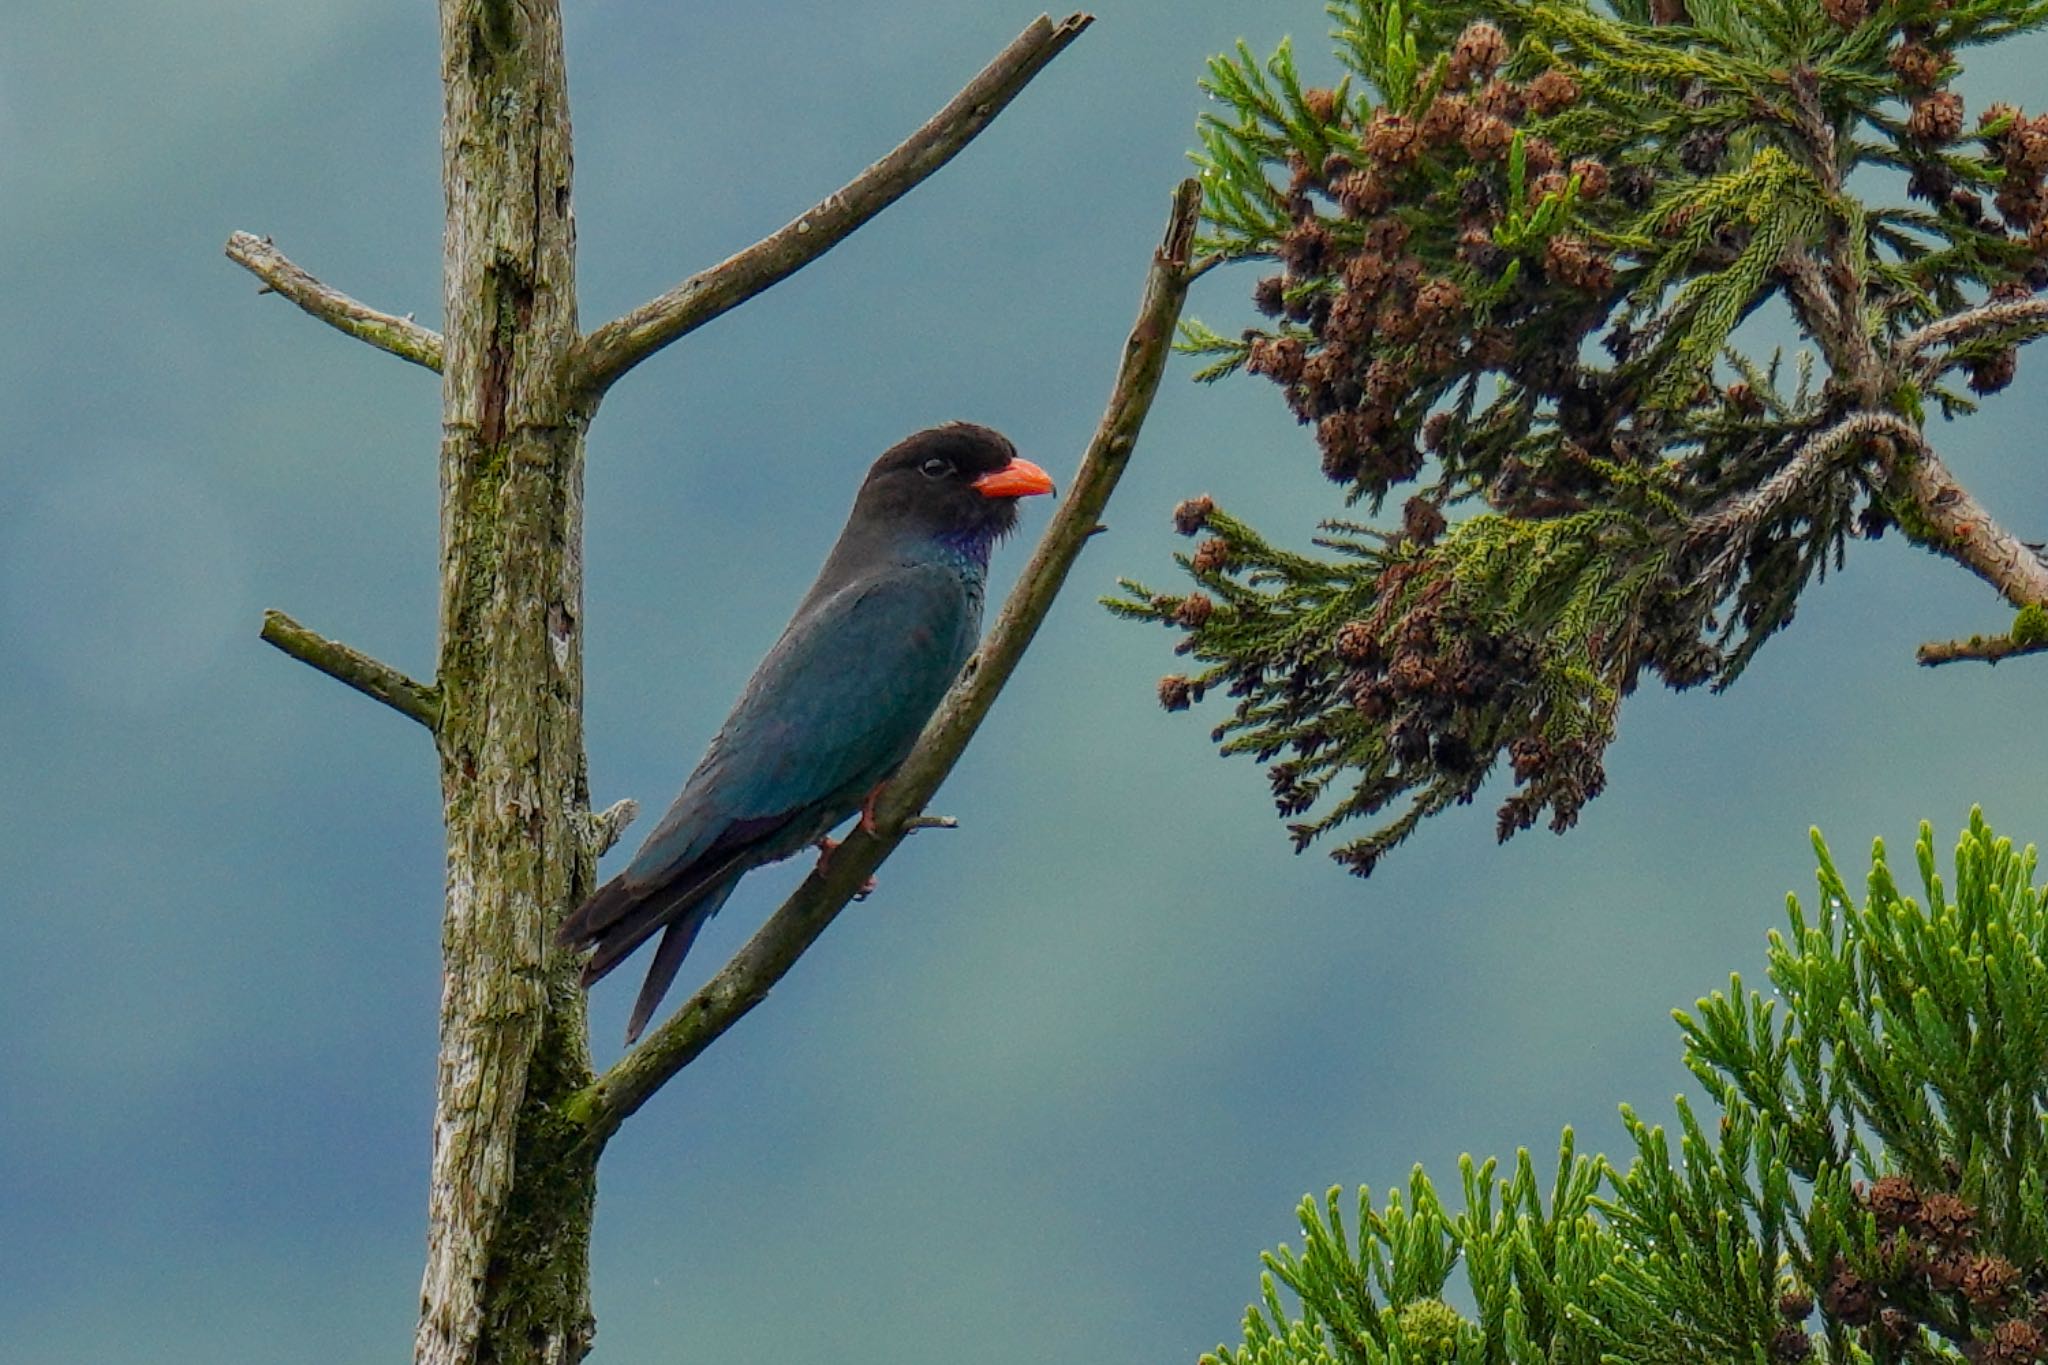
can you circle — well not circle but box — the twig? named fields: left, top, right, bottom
left=1897, top=297, right=2048, bottom=380
left=578, top=799, right=641, bottom=857
left=1916, top=631, right=2048, bottom=667
left=565, top=13, right=1093, bottom=404
left=259, top=609, right=441, bottom=729
left=562, top=178, right=1204, bottom=1145
left=225, top=232, right=444, bottom=372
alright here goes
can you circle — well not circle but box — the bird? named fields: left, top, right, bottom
left=559, top=422, right=1055, bottom=1042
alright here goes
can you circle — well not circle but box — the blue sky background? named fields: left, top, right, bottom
left=3, top=2, right=2046, bottom=1361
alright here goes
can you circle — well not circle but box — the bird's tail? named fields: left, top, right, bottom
left=558, top=870, right=742, bottom=1043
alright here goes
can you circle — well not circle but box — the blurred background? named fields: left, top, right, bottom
left=3, top=2, right=2045, bottom=1360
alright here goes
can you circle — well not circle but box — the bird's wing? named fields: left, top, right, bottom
left=622, top=561, right=975, bottom=893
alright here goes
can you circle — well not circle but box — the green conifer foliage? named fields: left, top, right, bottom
left=1113, top=1, right=2048, bottom=875
left=1207, top=813, right=2048, bottom=1364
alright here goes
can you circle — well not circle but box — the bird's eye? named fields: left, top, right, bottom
left=919, top=457, right=954, bottom=479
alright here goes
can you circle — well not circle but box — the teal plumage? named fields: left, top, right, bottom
left=558, top=423, right=1053, bottom=1042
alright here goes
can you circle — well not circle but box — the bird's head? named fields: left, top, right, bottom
left=855, top=422, right=1054, bottom=552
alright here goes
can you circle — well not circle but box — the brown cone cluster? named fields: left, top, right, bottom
left=1235, top=22, right=1619, bottom=502
left=1816, top=1178, right=2048, bottom=1360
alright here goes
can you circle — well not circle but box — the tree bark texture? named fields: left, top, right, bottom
left=420, top=3, right=598, bottom=1362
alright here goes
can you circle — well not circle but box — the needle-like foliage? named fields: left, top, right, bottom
left=1113, top=0, right=2048, bottom=876
left=1208, top=812, right=2048, bottom=1365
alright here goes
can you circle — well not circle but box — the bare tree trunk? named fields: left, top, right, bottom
left=419, top=3, right=597, bottom=1362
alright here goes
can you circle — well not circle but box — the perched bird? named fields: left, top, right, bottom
left=560, top=422, right=1055, bottom=1042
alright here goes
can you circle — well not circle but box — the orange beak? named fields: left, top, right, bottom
left=970, top=456, right=1056, bottom=500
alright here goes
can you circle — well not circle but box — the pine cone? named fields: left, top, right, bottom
left=2007, top=113, right=2048, bottom=176
left=1570, top=158, right=1610, bottom=200
left=1247, top=335, right=1308, bottom=384
left=1461, top=113, right=1514, bottom=162
left=1421, top=95, right=1473, bottom=147
left=1278, top=221, right=1331, bottom=274
left=1174, top=592, right=1215, bottom=629
left=1908, top=90, right=1965, bottom=144
left=1402, top=497, right=1447, bottom=546
left=1364, top=108, right=1422, bottom=165
left=1474, top=79, right=1525, bottom=122
left=1448, top=21, right=1509, bottom=85
left=1543, top=234, right=1615, bottom=291
left=1984, top=1319, right=2046, bottom=1365
left=1959, top=1253, right=2020, bottom=1308
left=1414, top=277, right=1465, bottom=322
left=1820, top=1257, right=1875, bottom=1325
left=1916, top=1191, right=1975, bottom=1244
left=1172, top=495, right=1214, bottom=536
left=1333, top=620, right=1378, bottom=663
left=1334, top=169, right=1393, bottom=217
left=1888, top=41, right=1946, bottom=88
left=1422, top=412, right=1454, bottom=453
left=1908, top=161, right=1956, bottom=205
left=1768, top=1326, right=1813, bottom=1363
left=1525, top=69, right=1580, bottom=114
left=1969, top=348, right=2018, bottom=394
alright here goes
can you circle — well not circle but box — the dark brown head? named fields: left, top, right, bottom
left=852, top=422, right=1054, bottom=548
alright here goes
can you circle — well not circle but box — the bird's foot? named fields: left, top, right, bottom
left=859, top=782, right=887, bottom=835
left=812, top=836, right=879, bottom=899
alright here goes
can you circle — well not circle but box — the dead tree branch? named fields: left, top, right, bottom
left=1916, top=630, right=2048, bottom=667
left=577, top=799, right=641, bottom=858
left=224, top=232, right=444, bottom=372
left=259, top=609, right=441, bottom=729
left=562, top=178, right=1204, bottom=1146
left=565, top=12, right=1093, bottom=404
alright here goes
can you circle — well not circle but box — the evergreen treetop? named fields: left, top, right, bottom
left=1208, top=812, right=2048, bottom=1365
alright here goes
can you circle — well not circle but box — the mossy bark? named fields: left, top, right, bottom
left=418, top=3, right=599, bottom=1362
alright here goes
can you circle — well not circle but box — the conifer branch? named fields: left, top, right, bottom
left=1133, top=0, right=2048, bottom=869
left=1687, top=411, right=1920, bottom=589
left=566, top=13, right=1094, bottom=404
left=223, top=232, right=443, bottom=372
left=562, top=179, right=1203, bottom=1145
left=1889, top=445, right=2048, bottom=615
left=1898, top=297, right=2048, bottom=382
left=259, top=609, right=441, bottom=729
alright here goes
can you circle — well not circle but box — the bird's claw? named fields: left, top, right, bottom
left=813, top=836, right=879, bottom=897
left=859, top=782, right=886, bottom=835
